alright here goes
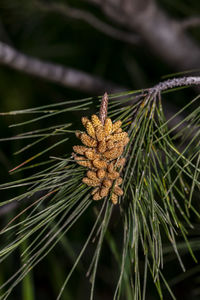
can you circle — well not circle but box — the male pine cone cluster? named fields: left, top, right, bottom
left=72, top=114, right=129, bottom=204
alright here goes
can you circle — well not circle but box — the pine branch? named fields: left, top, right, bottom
left=0, top=77, right=200, bottom=299
left=150, top=76, right=200, bottom=94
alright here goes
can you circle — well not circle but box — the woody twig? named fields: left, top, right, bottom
left=99, top=92, right=108, bottom=125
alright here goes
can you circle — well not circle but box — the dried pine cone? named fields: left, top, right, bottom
left=73, top=114, right=129, bottom=204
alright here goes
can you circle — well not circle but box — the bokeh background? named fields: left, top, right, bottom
left=0, top=0, right=200, bottom=299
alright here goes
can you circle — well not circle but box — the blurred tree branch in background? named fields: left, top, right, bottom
left=180, top=16, right=200, bottom=29
left=0, top=41, right=124, bottom=94
left=86, top=0, right=200, bottom=70
left=35, top=1, right=140, bottom=45
left=0, top=0, right=199, bottom=95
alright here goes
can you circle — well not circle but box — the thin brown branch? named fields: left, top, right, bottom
left=0, top=41, right=124, bottom=94
left=36, top=2, right=140, bottom=45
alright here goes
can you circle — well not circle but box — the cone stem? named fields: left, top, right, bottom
left=99, top=92, right=108, bottom=125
